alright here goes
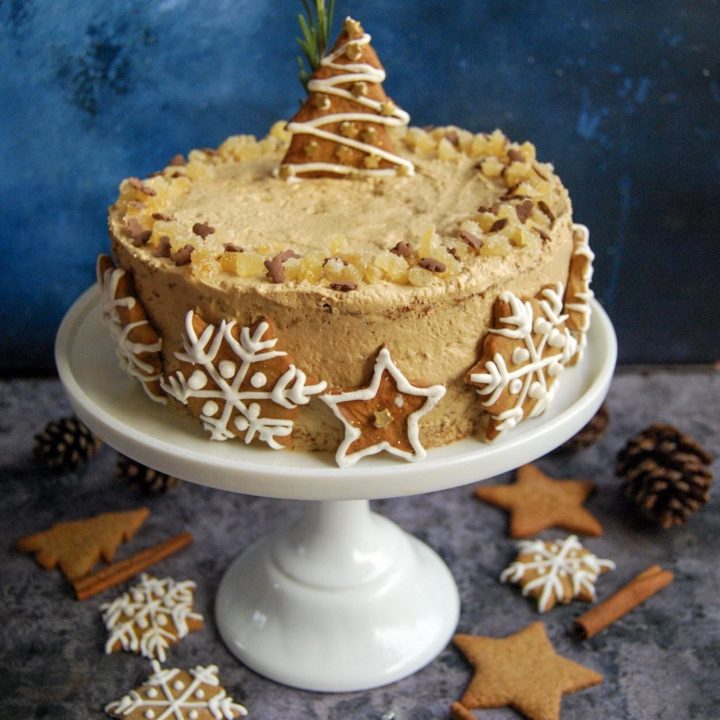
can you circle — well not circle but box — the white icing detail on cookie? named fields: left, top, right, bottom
left=469, top=284, right=577, bottom=436
left=280, top=20, right=414, bottom=181
left=188, top=370, right=207, bottom=390
left=202, top=401, right=219, bottom=417
left=512, top=347, right=530, bottom=364
left=509, top=378, right=523, bottom=395
left=104, top=660, right=248, bottom=719
left=98, top=261, right=166, bottom=405
left=161, top=311, right=326, bottom=449
left=250, top=371, right=267, bottom=388
left=394, top=394, right=404, bottom=408
left=219, top=360, right=237, bottom=379
left=500, top=535, right=615, bottom=613
left=320, top=346, right=446, bottom=467
left=100, top=574, right=203, bottom=663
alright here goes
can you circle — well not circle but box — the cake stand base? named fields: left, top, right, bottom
left=216, top=499, right=459, bottom=691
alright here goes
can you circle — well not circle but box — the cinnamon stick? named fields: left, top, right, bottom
left=72, top=531, right=193, bottom=600
left=572, top=564, right=674, bottom=640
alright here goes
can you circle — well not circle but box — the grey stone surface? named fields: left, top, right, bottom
left=1, top=370, right=718, bottom=719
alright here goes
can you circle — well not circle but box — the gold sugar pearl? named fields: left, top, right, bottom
left=346, top=43, right=363, bottom=61
left=373, top=408, right=394, bottom=429
left=340, top=121, right=359, bottom=138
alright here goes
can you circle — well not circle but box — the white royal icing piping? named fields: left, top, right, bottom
left=500, top=535, right=615, bottom=613
left=469, top=284, right=577, bottom=435
left=320, top=346, right=445, bottom=467
left=280, top=19, right=414, bottom=180
left=98, top=262, right=166, bottom=404
left=161, top=310, right=326, bottom=449
left=105, top=660, right=248, bottom=719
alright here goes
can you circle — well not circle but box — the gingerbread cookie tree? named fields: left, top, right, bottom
left=280, top=15, right=414, bottom=179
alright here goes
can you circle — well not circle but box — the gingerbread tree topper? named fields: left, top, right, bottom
left=280, top=12, right=414, bottom=180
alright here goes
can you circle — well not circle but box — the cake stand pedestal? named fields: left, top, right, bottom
left=55, top=287, right=616, bottom=692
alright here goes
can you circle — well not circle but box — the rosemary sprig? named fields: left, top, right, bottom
left=297, top=0, right=336, bottom=88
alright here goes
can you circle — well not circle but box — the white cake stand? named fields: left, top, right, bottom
left=55, top=286, right=616, bottom=692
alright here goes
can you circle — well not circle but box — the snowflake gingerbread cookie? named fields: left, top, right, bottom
left=500, top=535, right=615, bottom=613
left=162, top=310, right=326, bottom=449
left=97, top=255, right=165, bottom=403
left=105, top=660, right=248, bottom=720
left=321, top=346, right=446, bottom=467
left=465, top=284, right=578, bottom=440
left=101, top=573, right=204, bottom=662
left=563, top=224, right=595, bottom=365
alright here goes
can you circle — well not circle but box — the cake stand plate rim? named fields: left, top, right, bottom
left=55, top=284, right=617, bottom=500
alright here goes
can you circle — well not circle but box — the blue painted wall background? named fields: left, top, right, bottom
left=1, top=0, right=718, bottom=374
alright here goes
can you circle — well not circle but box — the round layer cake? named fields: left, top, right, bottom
left=102, top=122, right=585, bottom=464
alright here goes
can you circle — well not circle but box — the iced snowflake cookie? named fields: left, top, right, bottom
left=105, top=660, right=248, bottom=720
left=101, top=573, right=204, bottom=661
left=500, top=535, right=615, bottom=613
left=466, top=284, right=578, bottom=440
left=162, top=311, right=326, bottom=448
left=563, top=224, right=594, bottom=365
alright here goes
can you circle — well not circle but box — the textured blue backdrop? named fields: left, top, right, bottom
left=1, top=0, right=718, bottom=373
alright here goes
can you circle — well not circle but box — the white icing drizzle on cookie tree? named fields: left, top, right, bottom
left=564, top=223, right=595, bottom=363
left=320, top=346, right=445, bottom=467
left=98, top=263, right=166, bottom=404
left=105, top=660, right=248, bottom=720
left=162, top=311, right=326, bottom=448
left=101, top=573, right=203, bottom=662
left=500, top=535, right=615, bottom=613
left=280, top=17, right=414, bottom=180
left=469, top=284, right=577, bottom=436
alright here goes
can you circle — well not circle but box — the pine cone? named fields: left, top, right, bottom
left=117, top=454, right=180, bottom=494
left=557, top=402, right=610, bottom=452
left=33, top=416, right=102, bottom=471
left=616, top=423, right=713, bottom=528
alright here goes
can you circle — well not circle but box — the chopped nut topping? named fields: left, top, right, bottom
left=534, top=228, right=551, bottom=243
left=127, top=200, right=145, bottom=210
left=126, top=217, right=152, bottom=246
left=128, top=177, right=156, bottom=196
left=446, top=130, right=460, bottom=146
left=380, top=100, right=397, bottom=117
left=157, top=236, right=172, bottom=257
left=223, top=243, right=244, bottom=253
left=507, top=148, right=525, bottom=163
left=390, top=241, right=414, bottom=258
left=172, top=244, right=194, bottom=266
left=192, top=222, right=215, bottom=239
left=515, top=200, right=534, bottom=224
left=458, top=229, right=483, bottom=250
left=537, top=200, right=555, bottom=223
left=533, top=163, right=550, bottom=181
left=373, top=408, right=394, bottom=428
left=169, top=154, right=185, bottom=166
left=152, top=212, right=172, bottom=221
left=344, top=17, right=364, bottom=37
left=329, top=282, right=357, bottom=292
left=265, top=249, right=301, bottom=284
left=419, top=257, right=446, bottom=273
left=490, top=218, right=509, bottom=233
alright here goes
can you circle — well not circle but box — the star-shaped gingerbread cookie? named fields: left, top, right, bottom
left=452, top=622, right=602, bottom=720
left=320, top=347, right=446, bottom=467
left=473, top=464, right=603, bottom=537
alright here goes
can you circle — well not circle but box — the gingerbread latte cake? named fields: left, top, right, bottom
left=98, top=17, right=594, bottom=467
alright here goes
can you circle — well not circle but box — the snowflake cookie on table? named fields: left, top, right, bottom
left=105, top=660, right=248, bottom=720
left=101, top=573, right=204, bottom=662
left=320, top=346, right=446, bottom=467
left=97, top=255, right=166, bottom=404
left=500, top=535, right=615, bottom=613
left=465, top=283, right=577, bottom=440
left=162, top=310, right=326, bottom=449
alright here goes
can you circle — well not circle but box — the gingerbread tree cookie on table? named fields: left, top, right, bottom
left=279, top=11, right=414, bottom=179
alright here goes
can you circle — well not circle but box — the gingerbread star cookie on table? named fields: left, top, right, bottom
left=320, top=347, right=445, bottom=467
left=474, top=463, right=603, bottom=537
left=452, top=622, right=602, bottom=720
